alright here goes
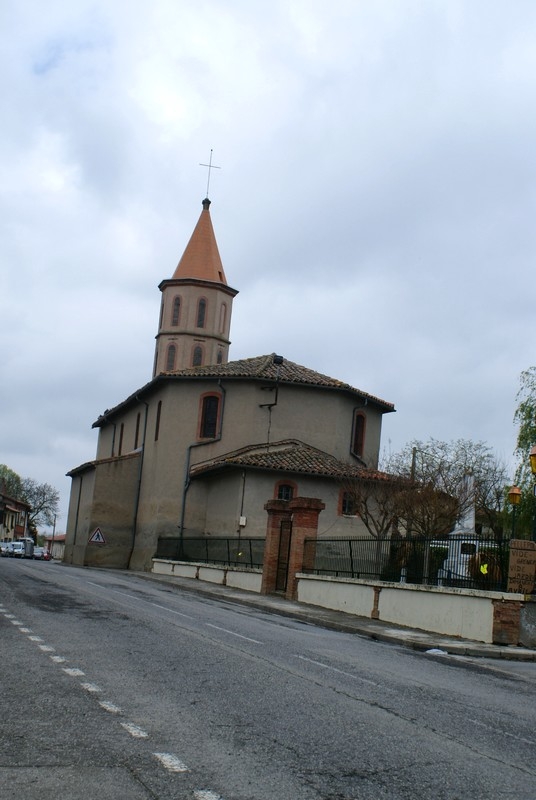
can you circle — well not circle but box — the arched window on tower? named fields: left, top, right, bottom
left=171, top=296, right=181, bottom=326
left=192, top=346, right=203, bottom=367
left=166, top=344, right=176, bottom=371
left=219, top=302, right=227, bottom=333
left=217, top=349, right=223, bottom=364
left=197, top=298, right=207, bottom=328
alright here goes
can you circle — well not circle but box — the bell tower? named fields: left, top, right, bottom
left=153, top=198, right=238, bottom=376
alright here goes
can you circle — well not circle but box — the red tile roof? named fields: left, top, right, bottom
left=172, top=198, right=228, bottom=285
left=190, top=439, right=394, bottom=481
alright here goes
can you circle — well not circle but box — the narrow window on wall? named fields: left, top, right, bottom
left=217, top=349, right=223, bottom=364
left=352, top=412, right=366, bottom=458
left=197, top=298, right=207, bottom=328
left=118, top=423, right=124, bottom=456
left=155, top=400, right=162, bottom=442
left=158, top=299, right=164, bottom=330
left=200, top=395, right=220, bottom=438
left=134, top=412, right=141, bottom=450
left=219, top=302, right=227, bottom=333
left=166, top=344, right=176, bottom=371
left=341, top=491, right=356, bottom=516
left=192, top=346, right=203, bottom=367
left=172, top=296, right=181, bottom=326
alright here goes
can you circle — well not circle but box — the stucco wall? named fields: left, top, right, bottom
left=296, top=574, right=524, bottom=644
left=65, top=454, right=140, bottom=569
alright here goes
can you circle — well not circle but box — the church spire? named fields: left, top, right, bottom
left=153, top=198, right=238, bottom=377
left=172, top=198, right=228, bottom=285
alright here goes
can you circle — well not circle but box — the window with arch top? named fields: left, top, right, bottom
left=166, top=344, right=176, bottom=371
left=275, top=481, right=297, bottom=501
left=171, top=296, right=181, bottom=326
left=192, top=346, right=203, bottom=367
left=196, top=298, right=207, bottom=328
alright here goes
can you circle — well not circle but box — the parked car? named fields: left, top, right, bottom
left=10, top=542, right=26, bottom=558
left=0, top=541, right=11, bottom=556
left=33, top=546, right=45, bottom=559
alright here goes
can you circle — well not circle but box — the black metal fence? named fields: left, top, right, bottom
left=155, top=537, right=265, bottom=569
left=302, top=536, right=511, bottom=592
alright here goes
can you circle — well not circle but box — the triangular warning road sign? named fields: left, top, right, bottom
left=88, top=527, right=106, bottom=544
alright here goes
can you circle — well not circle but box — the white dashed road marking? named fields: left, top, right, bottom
left=81, top=683, right=101, bottom=693
left=3, top=602, right=227, bottom=797
left=99, top=700, right=122, bottom=714
left=205, top=623, right=263, bottom=644
left=295, top=655, right=380, bottom=687
left=153, top=752, right=189, bottom=772
left=121, top=722, right=149, bottom=738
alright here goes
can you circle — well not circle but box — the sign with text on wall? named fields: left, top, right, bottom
left=88, top=527, right=106, bottom=545
left=507, top=539, right=536, bottom=594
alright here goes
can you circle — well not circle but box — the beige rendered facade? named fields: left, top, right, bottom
left=64, top=199, right=395, bottom=571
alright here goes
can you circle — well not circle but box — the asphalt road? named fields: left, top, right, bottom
left=1, top=558, right=536, bottom=800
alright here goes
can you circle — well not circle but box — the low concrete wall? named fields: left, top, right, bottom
left=296, top=574, right=525, bottom=644
left=151, top=560, right=527, bottom=645
left=152, top=559, right=263, bottom=593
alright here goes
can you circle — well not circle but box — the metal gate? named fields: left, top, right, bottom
left=275, top=518, right=292, bottom=592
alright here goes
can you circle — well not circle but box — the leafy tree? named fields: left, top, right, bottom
left=0, top=464, right=23, bottom=499
left=513, top=367, right=536, bottom=538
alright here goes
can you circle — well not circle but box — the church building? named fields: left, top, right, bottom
left=64, top=198, right=395, bottom=571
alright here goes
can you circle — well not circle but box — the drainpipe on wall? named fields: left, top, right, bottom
left=127, top=396, right=149, bottom=569
left=177, top=379, right=226, bottom=558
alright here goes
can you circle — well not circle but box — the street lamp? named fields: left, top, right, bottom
left=530, top=446, right=536, bottom=542
left=507, top=485, right=522, bottom=538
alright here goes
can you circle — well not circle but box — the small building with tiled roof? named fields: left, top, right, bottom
left=64, top=198, right=395, bottom=571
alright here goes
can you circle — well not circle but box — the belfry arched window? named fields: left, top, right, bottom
left=192, top=346, right=203, bottom=367
left=196, top=298, right=207, bottom=328
left=166, top=344, right=176, bottom=371
left=171, top=296, right=181, bottom=326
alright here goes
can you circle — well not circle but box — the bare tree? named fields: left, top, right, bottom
left=342, top=472, right=408, bottom=540
left=21, top=479, right=60, bottom=530
left=382, top=438, right=509, bottom=538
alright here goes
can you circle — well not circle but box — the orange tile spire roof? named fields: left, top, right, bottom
left=172, top=198, right=228, bottom=285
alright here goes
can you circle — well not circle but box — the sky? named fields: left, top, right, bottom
left=1, top=0, right=535, bottom=532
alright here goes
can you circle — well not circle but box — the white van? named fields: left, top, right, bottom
left=9, top=538, right=34, bottom=558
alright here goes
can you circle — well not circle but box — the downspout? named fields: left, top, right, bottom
left=177, top=379, right=226, bottom=558
left=127, top=396, right=149, bottom=569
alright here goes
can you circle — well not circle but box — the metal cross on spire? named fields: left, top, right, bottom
left=199, top=149, right=221, bottom=198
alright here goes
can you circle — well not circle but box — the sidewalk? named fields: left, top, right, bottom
left=132, top=571, right=536, bottom=662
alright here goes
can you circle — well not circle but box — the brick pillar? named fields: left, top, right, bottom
left=286, top=497, right=325, bottom=601
left=492, top=599, right=523, bottom=645
left=261, top=500, right=292, bottom=595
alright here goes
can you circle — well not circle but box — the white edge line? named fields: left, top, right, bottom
left=205, top=623, right=263, bottom=644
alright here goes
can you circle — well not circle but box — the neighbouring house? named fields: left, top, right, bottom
left=0, top=492, right=30, bottom=542
left=43, top=532, right=66, bottom=561
left=64, top=197, right=395, bottom=571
